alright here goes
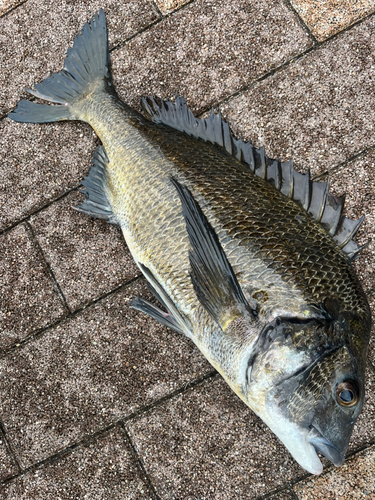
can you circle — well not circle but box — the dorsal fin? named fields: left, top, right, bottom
left=142, top=95, right=366, bottom=261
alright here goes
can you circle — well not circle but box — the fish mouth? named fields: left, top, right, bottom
left=307, top=426, right=345, bottom=467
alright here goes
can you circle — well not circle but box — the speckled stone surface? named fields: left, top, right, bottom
left=112, top=0, right=312, bottom=113
left=0, top=119, right=95, bottom=231
left=0, top=427, right=154, bottom=499
left=127, top=377, right=302, bottom=499
left=293, top=445, right=375, bottom=499
left=0, top=0, right=159, bottom=116
left=221, top=15, right=375, bottom=177
left=0, top=434, right=18, bottom=482
left=0, top=279, right=211, bottom=468
left=0, top=0, right=24, bottom=17
left=290, top=0, right=375, bottom=41
left=0, top=224, right=66, bottom=351
left=155, top=0, right=190, bottom=15
left=29, top=191, right=139, bottom=311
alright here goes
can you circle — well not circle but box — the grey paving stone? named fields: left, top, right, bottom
left=293, top=444, right=375, bottom=499
left=290, top=0, right=375, bottom=41
left=0, top=118, right=96, bottom=231
left=112, top=0, right=312, bottom=113
left=0, top=0, right=159, bottom=116
left=0, top=434, right=18, bottom=482
left=0, top=279, right=211, bottom=468
left=221, top=15, right=375, bottom=177
left=0, top=427, right=154, bottom=499
left=0, top=224, right=66, bottom=351
left=126, top=377, right=303, bottom=499
left=30, top=190, right=139, bottom=312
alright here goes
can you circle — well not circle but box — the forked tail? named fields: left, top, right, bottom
left=8, top=9, right=111, bottom=123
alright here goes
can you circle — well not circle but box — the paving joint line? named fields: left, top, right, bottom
left=256, top=484, right=299, bottom=500
left=121, top=370, right=218, bottom=425
left=0, top=0, right=28, bottom=20
left=0, top=372, right=217, bottom=487
left=0, top=421, right=119, bottom=488
left=25, top=221, right=72, bottom=314
left=0, top=274, right=142, bottom=360
left=281, top=0, right=318, bottom=45
left=286, top=438, right=375, bottom=491
left=313, top=144, right=375, bottom=180
left=149, top=0, right=163, bottom=19
left=0, top=185, right=81, bottom=238
left=111, top=0, right=197, bottom=53
left=119, top=423, right=162, bottom=500
left=0, top=420, right=22, bottom=476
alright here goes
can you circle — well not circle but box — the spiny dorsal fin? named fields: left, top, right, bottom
left=75, top=146, right=117, bottom=224
left=171, top=177, right=257, bottom=329
left=142, top=95, right=366, bottom=260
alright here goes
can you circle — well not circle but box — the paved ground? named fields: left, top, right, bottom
left=1, top=0, right=375, bottom=498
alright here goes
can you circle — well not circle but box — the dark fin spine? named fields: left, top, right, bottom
left=8, top=9, right=111, bottom=124
left=171, top=178, right=256, bottom=327
left=135, top=263, right=191, bottom=337
left=143, top=95, right=367, bottom=259
left=130, top=297, right=185, bottom=335
left=74, top=146, right=116, bottom=223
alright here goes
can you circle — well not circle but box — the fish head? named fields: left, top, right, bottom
left=244, top=314, right=368, bottom=474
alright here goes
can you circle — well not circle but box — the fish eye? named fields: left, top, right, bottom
left=336, top=380, right=359, bottom=407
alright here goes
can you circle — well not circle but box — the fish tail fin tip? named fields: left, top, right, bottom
left=8, top=9, right=110, bottom=124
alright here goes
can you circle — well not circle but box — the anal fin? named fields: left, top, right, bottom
left=75, top=146, right=117, bottom=224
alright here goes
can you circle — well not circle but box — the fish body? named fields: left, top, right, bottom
left=9, top=10, right=371, bottom=475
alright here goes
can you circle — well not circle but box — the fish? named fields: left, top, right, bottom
left=8, top=10, right=371, bottom=475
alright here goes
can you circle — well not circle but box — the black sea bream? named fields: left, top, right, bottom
left=9, top=10, right=371, bottom=474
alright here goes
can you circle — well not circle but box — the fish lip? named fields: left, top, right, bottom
left=307, top=426, right=345, bottom=467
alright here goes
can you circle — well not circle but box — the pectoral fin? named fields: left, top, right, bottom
left=171, top=178, right=257, bottom=330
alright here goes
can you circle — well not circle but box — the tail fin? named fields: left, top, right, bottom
left=8, top=9, right=111, bottom=124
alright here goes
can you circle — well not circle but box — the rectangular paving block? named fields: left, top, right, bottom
left=221, top=15, right=375, bottom=177
left=112, top=0, right=312, bottom=113
left=0, top=427, right=154, bottom=499
left=0, top=279, right=211, bottom=468
left=0, top=118, right=96, bottom=231
left=126, top=376, right=303, bottom=499
left=126, top=364, right=375, bottom=499
left=0, top=0, right=159, bottom=116
left=290, top=0, right=375, bottom=41
left=30, top=190, right=139, bottom=311
left=0, top=224, right=66, bottom=351
left=293, top=444, right=375, bottom=499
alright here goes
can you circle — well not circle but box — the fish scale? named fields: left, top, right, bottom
left=9, top=9, right=371, bottom=475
